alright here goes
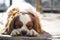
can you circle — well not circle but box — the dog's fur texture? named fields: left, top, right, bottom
left=0, top=0, right=43, bottom=36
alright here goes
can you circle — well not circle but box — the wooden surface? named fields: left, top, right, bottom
left=0, top=37, right=50, bottom=40
left=0, top=36, right=60, bottom=40
left=0, top=31, right=60, bottom=40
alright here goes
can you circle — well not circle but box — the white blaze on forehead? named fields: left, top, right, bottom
left=20, top=14, right=31, bottom=25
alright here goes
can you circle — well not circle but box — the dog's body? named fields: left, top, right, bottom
left=0, top=0, right=43, bottom=36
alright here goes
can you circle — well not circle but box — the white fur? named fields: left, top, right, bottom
left=4, top=0, right=40, bottom=36
left=5, top=0, right=40, bottom=27
left=6, top=0, right=40, bottom=16
left=11, top=14, right=39, bottom=36
left=20, top=14, right=31, bottom=31
left=20, top=14, right=31, bottom=24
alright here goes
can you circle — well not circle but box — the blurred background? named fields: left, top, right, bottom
left=41, top=0, right=60, bottom=13
left=0, top=0, right=60, bottom=13
left=0, top=0, right=11, bottom=12
left=0, top=0, right=60, bottom=39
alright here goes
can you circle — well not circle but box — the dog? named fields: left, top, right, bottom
left=0, top=0, right=43, bottom=36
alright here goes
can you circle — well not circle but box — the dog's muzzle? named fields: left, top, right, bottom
left=21, top=30, right=27, bottom=36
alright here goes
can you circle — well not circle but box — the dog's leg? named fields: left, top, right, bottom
left=10, top=29, right=21, bottom=36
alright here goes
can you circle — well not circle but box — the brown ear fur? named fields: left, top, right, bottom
left=8, top=8, right=19, bottom=18
left=0, top=8, right=19, bottom=34
left=28, top=12, right=43, bottom=34
left=33, top=16, right=42, bottom=34
left=0, top=15, right=15, bottom=35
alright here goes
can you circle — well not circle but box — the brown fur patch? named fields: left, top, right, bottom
left=27, top=12, right=43, bottom=33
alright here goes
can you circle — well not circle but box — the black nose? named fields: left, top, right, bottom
left=21, top=30, right=27, bottom=36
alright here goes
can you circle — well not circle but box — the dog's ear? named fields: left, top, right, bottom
left=33, top=16, right=43, bottom=34
left=8, top=8, right=19, bottom=18
left=0, top=17, right=15, bottom=35
left=28, top=12, right=43, bottom=34
left=0, top=8, right=19, bottom=35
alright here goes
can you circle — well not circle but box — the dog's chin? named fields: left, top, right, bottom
left=10, top=29, right=39, bottom=37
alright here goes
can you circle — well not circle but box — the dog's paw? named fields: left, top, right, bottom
left=27, top=29, right=40, bottom=37
left=10, top=29, right=21, bottom=36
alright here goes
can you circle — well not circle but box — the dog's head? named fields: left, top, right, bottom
left=3, top=8, right=43, bottom=36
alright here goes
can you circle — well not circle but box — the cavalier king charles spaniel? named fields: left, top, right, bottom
left=0, top=0, right=43, bottom=37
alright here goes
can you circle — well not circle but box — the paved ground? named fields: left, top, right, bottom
left=0, top=12, right=60, bottom=39
left=40, top=13, right=60, bottom=36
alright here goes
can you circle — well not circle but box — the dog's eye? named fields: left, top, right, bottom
left=26, top=21, right=33, bottom=30
left=15, top=20, right=23, bottom=28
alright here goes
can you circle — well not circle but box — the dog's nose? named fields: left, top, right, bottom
left=21, top=30, right=27, bottom=36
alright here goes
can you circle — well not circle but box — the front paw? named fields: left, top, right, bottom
left=27, top=29, right=40, bottom=37
left=10, top=29, right=21, bottom=36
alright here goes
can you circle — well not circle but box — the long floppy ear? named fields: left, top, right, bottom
left=0, top=8, right=19, bottom=35
left=28, top=12, right=43, bottom=34
left=0, top=15, right=15, bottom=35
left=33, top=16, right=43, bottom=34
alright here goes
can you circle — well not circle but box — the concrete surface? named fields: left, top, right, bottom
left=40, top=13, right=60, bottom=36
